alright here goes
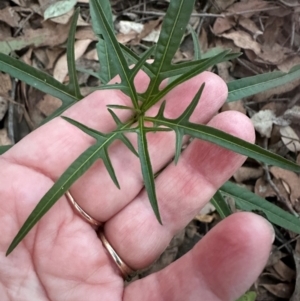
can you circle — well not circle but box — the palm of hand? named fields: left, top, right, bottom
left=0, top=72, right=272, bottom=301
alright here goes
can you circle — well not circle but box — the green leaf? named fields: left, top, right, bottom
left=0, top=145, right=12, bottom=155
left=90, top=0, right=138, bottom=108
left=227, top=65, right=300, bottom=102
left=211, top=190, right=231, bottom=219
left=6, top=143, right=106, bottom=255
left=44, top=0, right=77, bottom=20
left=143, top=50, right=234, bottom=111
left=188, top=25, right=201, bottom=60
left=143, top=0, right=196, bottom=106
left=173, top=83, right=205, bottom=163
left=96, top=39, right=114, bottom=83
left=151, top=0, right=195, bottom=73
left=220, top=181, right=300, bottom=234
left=130, top=46, right=156, bottom=80
left=146, top=93, right=300, bottom=172
left=235, top=291, right=257, bottom=301
left=0, top=53, right=79, bottom=105
left=120, top=44, right=154, bottom=78
left=137, top=117, right=162, bottom=224
left=66, top=8, right=82, bottom=99
left=6, top=119, right=134, bottom=255
left=40, top=102, right=74, bottom=125
left=90, top=0, right=113, bottom=34
left=76, top=66, right=104, bottom=81
left=106, top=105, right=136, bottom=111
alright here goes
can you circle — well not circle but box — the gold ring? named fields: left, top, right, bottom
left=65, top=191, right=102, bottom=228
left=98, top=229, right=135, bottom=281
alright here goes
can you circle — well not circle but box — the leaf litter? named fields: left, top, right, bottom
left=0, top=0, right=300, bottom=299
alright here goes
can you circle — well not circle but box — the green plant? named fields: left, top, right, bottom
left=0, top=0, right=300, bottom=255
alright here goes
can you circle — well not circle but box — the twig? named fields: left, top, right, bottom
left=291, top=19, right=295, bottom=48
left=14, top=11, right=34, bottom=37
left=131, top=6, right=281, bottom=18
left=262, top=137, right=299, bottom=217
left=277, top=234, right=300, bottom=251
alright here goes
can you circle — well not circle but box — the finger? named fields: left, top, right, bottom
left=3, top=72, right=228, bottom=221
left=104, top=110, right=255, bottom=269
left=123, top=212, right=274, bottom=301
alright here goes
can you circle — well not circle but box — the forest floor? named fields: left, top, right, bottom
left=1, top=0, right=300, bottom=300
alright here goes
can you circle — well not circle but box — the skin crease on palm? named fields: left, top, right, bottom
left=0, top=71, right=274, bottom=301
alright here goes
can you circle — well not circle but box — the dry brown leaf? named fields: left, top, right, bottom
left=136, top=18, right=162, bottom=43
left=221, top=100, right=246, bottom=115
left=280, top=126, right=300, bottom=152
left=0, top=6, right=21, bottom=27
left=216, top=61, right=232, bottom=82
left=194, top=214, right=214, bottom=223
left=49, top=8, right=74, bottom=24
left=252, top=78, right=300, bottom=102
left=221, top=30, right=261, bottom=55
left=0, top=97, right=8, bottom=121
left=257, top=43, right=291, bottom=65
left=291, top=238, right=300, bottom=301
left=270, top=166, right=300, bottom=205
left=116, top=32, right=137, bottom=45
left=75, top=27, right=97, bottom=41
left=199, top=28, right=208, bottom=53
left=255, top=177, right=290, bottom=201
left=0, top=73, right=12, bottom=95
left=0, top=22, right=12, bottom=40
left=226, top=0, right=272, bottom=17
left=37, top=94, right=62, bottom=116
left=283, top=106, right=300, bottom=125
left=261, top=283, right=294, bottom=298
left=238, top=16, right=263, bottom=38
left=84, top=48, right=98, bottom=61
left=278, top=56, right=300, bottom=72
left=273, top=260, right=295, bottom=282
left=266, top=247, right=287, bottom=268
left=262, top=17, right=283, bottom=47
left=22, top=21, right=71, bottom=48
left=212, top=17, right=234, bottom=35
left=233, top=166, right=264, bottom=183
left=34, top=48, right=49, bottom=68
left=118, top=20, right=160, bottom=43
left=21, top=47, right=33, bottom=66
left=251, top=110, right=276, bottom=138
left=0, top=129, right=12, bottom=146
left=53, top=39, right=92, bottom=82
left=45, top=48, right=64, bottom=70
left=214, top=0, right=235, bottom=11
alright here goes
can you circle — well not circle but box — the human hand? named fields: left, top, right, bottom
left=0, top=71, right=274, bottom=301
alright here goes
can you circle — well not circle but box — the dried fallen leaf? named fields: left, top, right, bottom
left=118, top=20, right=160, bottom=43
left=221, top=30, right=261, bottom=55
left=212, top=17, right=234, bottom=35
left=238, top=17, right=263, bottom=39
left=44, top=0, right=77, bottom=20
left=233, top=166, right=264, bottom=183
left=53, top=39, right=92, bottom=82
left=261, top=283, right=294, bottom=298
left=0, top=97, right=8, bottom=121
left=270, top=166, right=300, bottom=205
left=37, top=94, right=62, bottom=116
left=0, top=6, right=21, bottom=27
left=251, top=110, right=276, bottom=138
left=280, top=126, right=300, bottom=152
left=0, top=129, right=12, bottom=146
left=273, top=260, right=295, bottom=282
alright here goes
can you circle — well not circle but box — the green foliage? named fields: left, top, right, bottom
left=0, top=0, right=299, bottom=254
